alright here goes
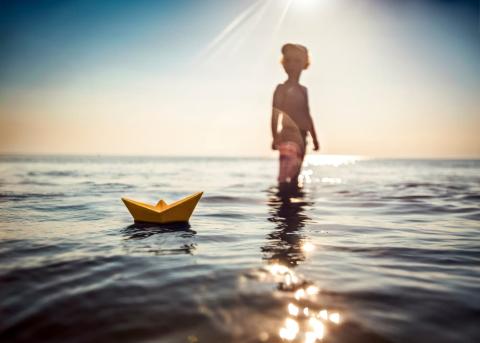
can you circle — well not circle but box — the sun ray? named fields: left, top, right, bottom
left=248, top=0, right=293, bottom=73
left=273, top=0, right=293, bottom=37
left=229, top=0, right=275, bottom=56
left=209, top=0, right=272, bottom=61
left=195, top=0, right=263, bottom=63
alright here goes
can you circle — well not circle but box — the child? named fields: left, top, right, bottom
left=271, top=43, right=319, bottom=186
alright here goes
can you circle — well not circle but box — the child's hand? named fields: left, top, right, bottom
left=313, top=139, right=320, bottom=151
left=271, top=138, right=278, bottom=150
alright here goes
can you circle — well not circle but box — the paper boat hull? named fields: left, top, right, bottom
left=122, top=192, right=203, bottom=224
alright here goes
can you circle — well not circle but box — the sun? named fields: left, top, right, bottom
left=293, top=0, right=317, bottom=8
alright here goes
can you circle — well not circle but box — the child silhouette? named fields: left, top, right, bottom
left=271, top=43, right=319, bottom=186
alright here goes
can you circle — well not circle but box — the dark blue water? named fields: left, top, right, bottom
left=1, top=155, right=479, bottom=343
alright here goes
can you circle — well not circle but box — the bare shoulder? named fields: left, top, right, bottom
left=299, top=85, right=309, bottom=99
left=273, top=83, right=285, bottom=96
left=273, top=83, right=285, bottom=106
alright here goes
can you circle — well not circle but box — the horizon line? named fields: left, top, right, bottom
left=0, top=152, right=479, bottom=160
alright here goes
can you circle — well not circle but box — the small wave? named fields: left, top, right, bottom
left=227, top=183, right=247, bottom=188
left=31, top=203, right=90, bottom=212
left=0, top=240, right=78, bottom=267
left=150, top=183, right=169, bottom=188
left=322, top=245, right=480, bottom=266
left=384, top=195, right=434, bottom=201
left=200, top=212, right=250, bottom=219
left=393, top=182, right=468, bottom=192
left=17, top=179, right=57, bottom=186
left=381, top=204, right=479, bottom=215
left=98, top=182, right=133, bottom=187
left=77, top=181, right=95, bottom=185
left=0, top=192, right=66, bottom=201
left=396, top=182, right=437, bottom=188
left=25, top=203, right=110, bottom=222
left=202, top=195, right=251, bottom=203
left=26, top=171, right=80, bottom=177
left=91, top=182, right=134, bottom=190
left=337, top=190, right=351, bottom=194
left=462, top=194, right=480, bottom=201
left=462, top=212, right=480, bottom=221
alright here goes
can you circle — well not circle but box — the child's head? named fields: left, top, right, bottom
left=281, top=43, right=310, bottom=77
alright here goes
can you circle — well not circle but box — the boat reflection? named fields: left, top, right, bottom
left=122, top=222, right=195, bottom=239
left=120, top=222, right=197, bottom=255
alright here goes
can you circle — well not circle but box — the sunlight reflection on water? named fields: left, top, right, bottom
left=262, top=185, right=343, bottom=341
left=264, top=262, right=341, bottom=342
left=304, top=154, right=365, bottom=167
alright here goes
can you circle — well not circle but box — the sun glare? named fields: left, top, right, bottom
left=293, top=0, right=319, bottom=9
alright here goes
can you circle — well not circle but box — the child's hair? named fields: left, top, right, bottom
left=281, top=43, right=310, bottom=70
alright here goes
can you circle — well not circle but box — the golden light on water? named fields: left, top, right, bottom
left=319, top=309, right=328, bottom=320
left=279, top=318, right=300, bottom=341
left=267, top=263, right=291, bottom=276
left=294, top=288, right=306, bottom=300
left=308, top=317, right=325, bottom=339
left=304, top=154, right=364, bottom=167
left=288, top=303, right=300, bottom=316
left=299, top=169, right=313, bottom=184
left=329, top=312, right=341, bottom=324
left=321, top=177, right=342, bottom=184
left=306, top=285, right=319, bottom=296
left=305, top=331, right=318, bottom=343
left=265, top=263, right=342, bottom=342
left=302, top=242, right=315, bottom=253
left=284, top=272, right=300, bottom=287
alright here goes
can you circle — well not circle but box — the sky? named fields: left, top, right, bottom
left=0, top=0, right=479, bottom=157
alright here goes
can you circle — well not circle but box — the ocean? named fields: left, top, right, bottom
left=0, top=155, right=479, bottom=343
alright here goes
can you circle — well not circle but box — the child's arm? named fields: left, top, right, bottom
left=271, top=85, right=282, bottom=150
left=271, top=108, right=280, bottom=150
left=309, top=116, right=320, bottom=151
left=304, top=87, right=320, bottom=151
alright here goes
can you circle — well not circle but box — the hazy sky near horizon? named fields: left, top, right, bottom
left=0, top=0, right=479, bottom=157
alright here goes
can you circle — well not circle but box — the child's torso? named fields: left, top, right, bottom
left=277, top=83, right=310, bottom=131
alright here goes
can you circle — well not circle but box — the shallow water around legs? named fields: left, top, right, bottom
left=1, top=156, right=479, bottom=343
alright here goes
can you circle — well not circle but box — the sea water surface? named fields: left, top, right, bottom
left=0, top=155, right=479, bottom=343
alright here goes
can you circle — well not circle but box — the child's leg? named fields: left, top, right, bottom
left=292, top=152, right=305, bottom=184
left=278, top=142, right=302, bottom=184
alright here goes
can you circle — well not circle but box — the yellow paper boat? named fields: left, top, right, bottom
left=122, top=192, right=203, bottom=224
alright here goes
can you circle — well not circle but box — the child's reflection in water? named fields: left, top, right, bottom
left=263, top=185, right=313, bottom=267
